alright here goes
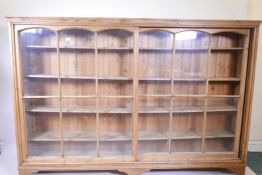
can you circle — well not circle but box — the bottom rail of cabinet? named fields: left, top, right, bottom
left=19, top=163, right=246, bottom=175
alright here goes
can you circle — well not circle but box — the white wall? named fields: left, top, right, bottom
left=0, top=0, right=251, bottom=175
left=247, top=0, right=262, bottom=152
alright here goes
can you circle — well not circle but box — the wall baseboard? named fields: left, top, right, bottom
left=249, top=140, right=262, bottom=152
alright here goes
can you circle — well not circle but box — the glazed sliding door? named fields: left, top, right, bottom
left=20, top=28, right=61, bottom=157
left=20, top=27, right=136, bottom=159
left=59, top=28, right=135, bottom=157
left=137, top=28, right=250, bottom=159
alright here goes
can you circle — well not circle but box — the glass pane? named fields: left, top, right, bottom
left=171, top=97, right=204, bottom=153
left=139, top=30, right=173, bottom=79
left=174, top=31, right=209, bottom=79
left=205, top=98, right=238, bottom=152
left=139, top=80, right=171, bottom=96
left=173, top=97, right=205, bottom=113
left=209, top=33, right=244, bottom=81
left=205, top=138, right=234, bottom=152
left=59, top=29, right=96, bottom=97
left=60, top=29, right=95, bottom=77
left=209, top=52, right=242, bottom=79
left=208, top=82, right=240, bottom=96
left=138, top=113, right=169, bottom=154
left=140, top=30, right=173, bottom=49
left=97, top=29, right=133, bottom=48
left=171, top=139, right=202, bottom=153
left=61, top=79, right=96, bottom=97
left=171, top=112, right=203, bottom=140
left=24, top=79, right=58, bottom=96
left=99, top=114, right=132, bottom=156
left=61, top=98, right=97, bottom=156
left=174, top=81, right=206, bottom=95
left=99, top=80, right=133, bottom=96
left=20, top=28, right=58, bottom=97
left=98, top=49, right=133, bottom=78
left=138, top=97, right=170, bottom=154
left=207, top=97, right=239, bottom=112
left=139, top=97, right=170, bottom=114
left=211, top=32, right=244, bottom=48
left=25, top=99, right=61, bottom=156
left=99, top=97, right=132, bottom=113
left=60, top=29, right=95, bottom=48
left=171, top=113, right=203, bottom=153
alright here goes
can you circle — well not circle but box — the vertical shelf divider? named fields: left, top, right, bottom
left=133, top=28, right=139, bottom=160
left=95, top=31, right=100, bottom=157
left=201, top=34, right=212, bottom=153
left=168, top=33, right=176, bottom=153
left=57, top=31, right=64, bottom=157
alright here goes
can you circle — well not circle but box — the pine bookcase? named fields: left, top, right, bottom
left=7, top=17, right=261, bottom=175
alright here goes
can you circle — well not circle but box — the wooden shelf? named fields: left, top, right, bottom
left=29, top=131, right=131, bottom=142
left=138, top=94, right=172, bottom=97
left=139, top=77, right=206, bottom=81
left=139, top=77, right=171, bottom=81
left=100, top=150, right=131, bottom=156
left=208, top=95, right=241, bottom=98
left=25, top=75, right=59, bottom=79
left=174, top=94, right=206, bottom=98
left=60, top=46, right=95, bottom=50
left=211, top=47, right=243, bottom=51
left=139, top=48, right=173, bottom=51
left=23, top=96, right=59, bottom=99
left=26, top=105, right=237, bottom=114
left=25, top=74, right=132, bottom=81
left=26, top=75, right=217, bottom=82
left=205, top=129, right=235, bottom=138
left=24, top=45, right=134, bottom=51
left=99, top=95, right=133, bottom=98
left=139, top=107, right=170, bottom=114
left=173, top=106, right=204, bottom=113
left=173, top=77, right=206, bottom=81
left=29, top=129, right=234, bottom=142
left=98, top=76, right=132, bottom=81
left=98, top=47, right=133, bottom=51
left=175, top=48, right=209, bottom=52
left=61, top=95, right=96, bottom=98
left=172, top=131, right=202, bottom=139
left=26, top=106, right=132, bottom=113
left=207, top=105, right=238, bottom=112
left=24, top=45, right=57, bottom=49
left=209, top=77, right=240, bottom=82
left=138, top=131, right=168, bottom=140
left=139, top=131, right=202, bottom=140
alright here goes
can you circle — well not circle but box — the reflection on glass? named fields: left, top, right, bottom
left=176, top=31, right=197, bottom=41
left=174, top=31, right=209, bottom=79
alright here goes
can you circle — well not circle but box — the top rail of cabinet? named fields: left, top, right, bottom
left=5, top=17, right=261, bottom=28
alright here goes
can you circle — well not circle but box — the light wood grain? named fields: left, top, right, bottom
left=8, top=17, right=260, bottom=175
